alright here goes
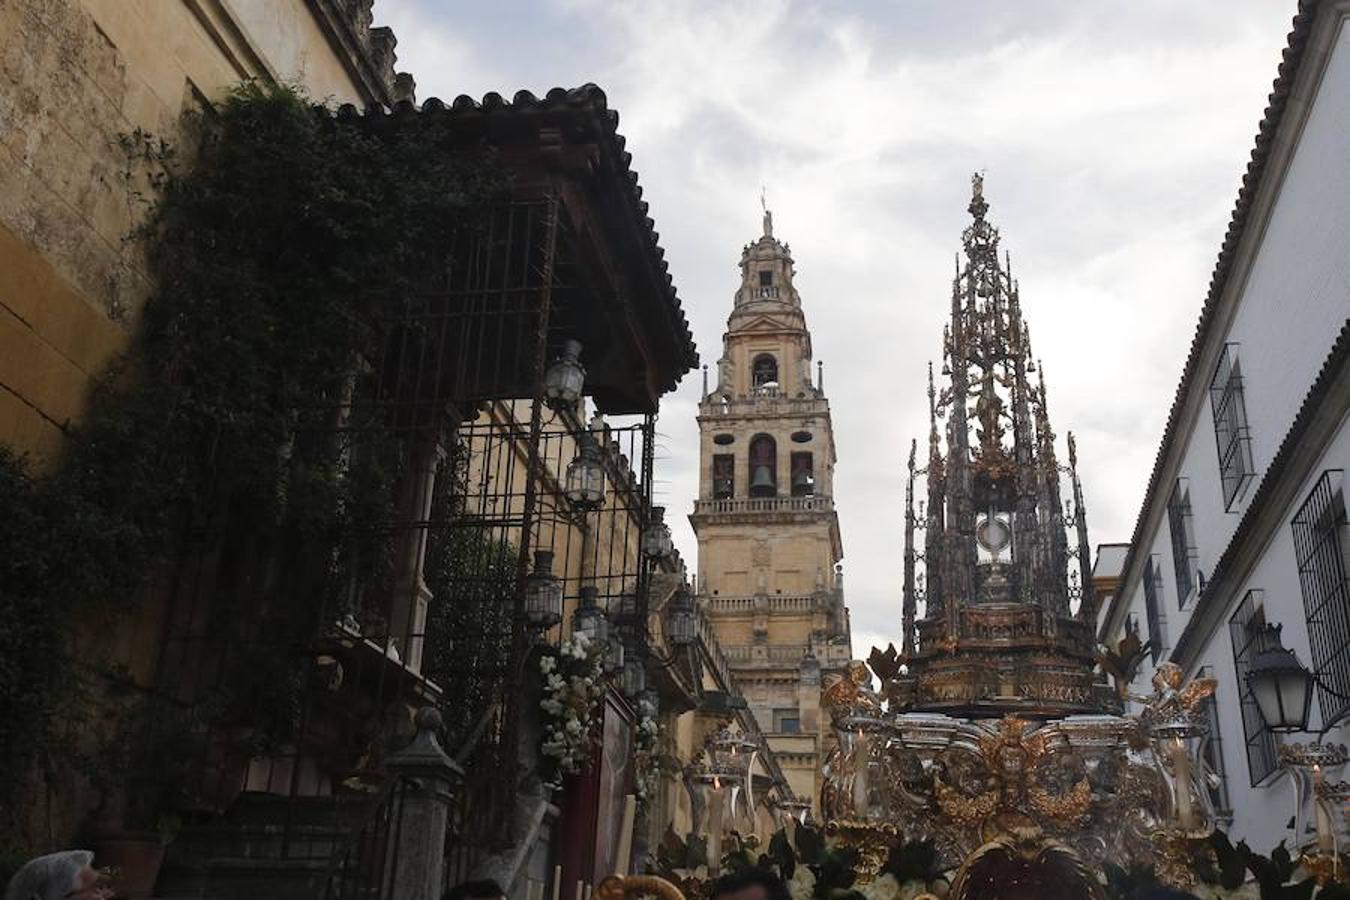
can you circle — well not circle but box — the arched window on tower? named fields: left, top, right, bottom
left=752, top=354, right=778, bottom=392
left=749, top=434, right=777, bottom=497
left=790, top=452, right=815, bottom=497
left=712, top=454, right=735, bottom=499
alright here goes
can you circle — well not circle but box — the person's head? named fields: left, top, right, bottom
left=710, top=869, right=791, bottom=900
left=444, top=879, right=507, bottom=900
left=4, top=850, right=109, bottom=900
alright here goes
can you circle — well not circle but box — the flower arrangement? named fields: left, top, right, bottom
left=650, top=824, right=1350, bottom=900
left=634, top=695, right=662, bottom=808
left=539, top=631, right=606, bottom=789
left=649, top=824, right=945, bottom=900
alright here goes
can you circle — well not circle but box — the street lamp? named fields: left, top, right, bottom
left=544, top=339, right=586, bottom=410
left=565, top=415, right=607, bottom=511
left=1247, top=624, right=1316, bottom=733
left=642, top=506, right=675, bottom=561
left=665, top=587, right=696, bottom=647
left=523, top=550, right=563, bottom=632
left=621, top=642, right=647, bottom=698
left=573, top=586, right=610, bottom=647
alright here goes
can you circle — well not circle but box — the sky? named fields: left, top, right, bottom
left=376, top=0, right=1299, bottom=658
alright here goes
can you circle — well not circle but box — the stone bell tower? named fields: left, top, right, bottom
left=691, top=205, right=851, bottom=812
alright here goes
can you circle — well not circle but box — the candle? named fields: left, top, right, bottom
left=551, top=867, right=562, bottom=900
left=708, top=777, right=724, bottom=876
left=1314, top=764, right=1335, bottom=854
left=852, top=729, right=869, bottom=817
left=615, top=793, right=637, bottom=876
left=1171, top=737, right=1196, bottom=831
left=576, top=880, right=584, bottom=900
left=584, top=884, right=592, bottom=900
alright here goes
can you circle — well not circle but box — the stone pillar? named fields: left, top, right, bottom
left=384, top=707, right=463, bottom=900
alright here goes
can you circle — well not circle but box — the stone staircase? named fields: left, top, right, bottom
left=155, top=792, right=378, bottom=899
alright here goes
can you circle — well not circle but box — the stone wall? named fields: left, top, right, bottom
left=0, top=0, right=405, bottom=462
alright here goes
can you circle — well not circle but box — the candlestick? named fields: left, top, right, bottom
left=1314, top=764, right=1335, bottom=854
left=576, top=879, right=583, bottom=900
left=1171, top=737, right=1196, bottom=831
left=852, top=729, right=869, bottom=817
left=615, top=793, right=637, bottom=876
left=709, top=777, right=725, bottom=876
left=551, top=867, right=562, bottom=900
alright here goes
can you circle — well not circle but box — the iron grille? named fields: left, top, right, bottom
left=1143, top=556, right=1168, bottom=663
left=1197, top=665, right=1231, bottom=818
left=1209, top=344, right=1255, bottom=511
left=149, top=192, right=661, bottom=880
left=1167, top=480, right=1198, bottom=608
left=1293, top=470, right=1350, bottom=726
left=1228, top=590, right=1279, bottom=786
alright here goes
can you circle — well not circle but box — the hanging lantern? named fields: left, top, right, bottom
left=523, top=549, right=563, bottom=631
left=573, top=586, right=610, bottom=647
left=544, top=339, right=586, bottom=409
left=605, top=632, right=625, bottom=674
left=666, top=587, right=696, bottom=646
left=1247, top=624, right=1315, bottom=733
left=621, top=645, right=647, bottom=697
left=642, top=506, right=675, bottom=560
left=565, top=428, right=607, bottom=511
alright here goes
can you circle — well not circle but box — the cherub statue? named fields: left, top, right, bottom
left=1132, top=662, right=1216, bottom=727
left=821, top=660, right=882, bottom=716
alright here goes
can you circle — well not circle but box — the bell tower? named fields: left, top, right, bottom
left=691, top=205, right=851, bottom=813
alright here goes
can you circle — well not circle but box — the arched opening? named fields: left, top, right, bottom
left=712, top=454, right=735, bottom=499
left=749, top=434, right=777, bottom=497
left=752, top=354, right=778, bottom=390
left=790, top=452, right=814, bottom=497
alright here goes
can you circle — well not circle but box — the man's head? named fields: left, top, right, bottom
left=709, top=869, right=792, bottom=900
left=444, top=879, right=508, bottom=900
left=4, top=850, right=109, bottom=900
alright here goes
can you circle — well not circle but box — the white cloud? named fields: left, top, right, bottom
left=378, top=0, right=1297, bottom=649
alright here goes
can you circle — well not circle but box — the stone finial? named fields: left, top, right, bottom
left=386, top=706, right=461, bottom=780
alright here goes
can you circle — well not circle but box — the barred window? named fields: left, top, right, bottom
left=1168, top=480, right=1199, bottom=608
left=1197, top=665, right=1231, bottom=819
left=1143, top=556, right=1168, bottom=663
left=1228, top=591, right=1279, bottom=785
left=1209, top=344, right=1255, bottom=510
left=1293, top=471, right=1350, bottom=726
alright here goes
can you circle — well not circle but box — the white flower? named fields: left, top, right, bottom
left=895, top=881, right=929, bottom=900
left=788, top=867, right=816, bottom=900
left=540, top=655, right=557, bottom=673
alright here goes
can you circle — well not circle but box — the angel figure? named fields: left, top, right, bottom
left=1132, top=662, right=1216, bottom=728
left=821, top=660, right=882, bottom=716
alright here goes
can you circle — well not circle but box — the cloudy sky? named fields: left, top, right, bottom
left=378, top=0, right=1297, bottom=656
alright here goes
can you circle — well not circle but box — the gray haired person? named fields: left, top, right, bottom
left=4, top=850, right=110, bottom=900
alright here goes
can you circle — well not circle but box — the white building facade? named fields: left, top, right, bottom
left=1100, top=0, right=1350, bottom=851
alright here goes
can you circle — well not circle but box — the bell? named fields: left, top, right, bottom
left=792, top=469, right=813, bottom=494
left=750, top=465, right=775, bottom=495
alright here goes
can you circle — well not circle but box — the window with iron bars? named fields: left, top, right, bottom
left=1143, top=555, right=1168, bottom=663
left=1168, top=479, right=1199, bottom=608
left=1209, top=344, right=1255, bottom=511
left=1293, top=470, right=1350, bottom=727
left=1228, top=590, right=1279, bottom=785
left=1197, top=664, right=1231, bottom=821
